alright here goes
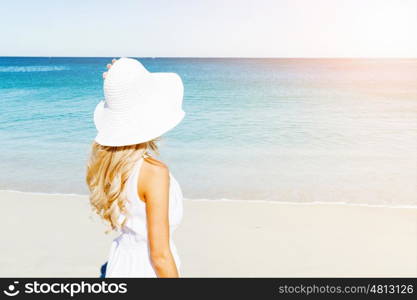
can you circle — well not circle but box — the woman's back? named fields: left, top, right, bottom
left=105, top=155, right=183, bottom=277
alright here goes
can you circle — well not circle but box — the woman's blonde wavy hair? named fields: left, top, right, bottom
left=86, top=139, right=159, bottom=231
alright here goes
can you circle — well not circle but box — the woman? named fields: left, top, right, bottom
left=86, top=57, right=185, bottom=278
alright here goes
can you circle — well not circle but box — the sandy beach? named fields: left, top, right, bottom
left=0, top=190, right=416, bottom=277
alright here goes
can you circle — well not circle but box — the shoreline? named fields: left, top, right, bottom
left=1, top=188, right=417, bottom=209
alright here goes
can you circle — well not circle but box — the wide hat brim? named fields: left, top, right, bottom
left=94, top=70, right=185, bottom=147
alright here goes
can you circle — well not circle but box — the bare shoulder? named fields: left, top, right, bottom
left=138, top=157, right=170, bottom=200
left=142, top=156, right=169, bottom=176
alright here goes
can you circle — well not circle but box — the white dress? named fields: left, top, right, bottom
left=105, top=156, right=183, bottom=277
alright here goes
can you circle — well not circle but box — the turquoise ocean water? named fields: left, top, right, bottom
left=0, top=57, right=416, bottom=206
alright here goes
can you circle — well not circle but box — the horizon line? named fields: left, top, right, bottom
left=0, top=55, right=416, bottom=59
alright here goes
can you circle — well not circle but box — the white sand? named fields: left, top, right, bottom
left=0, top=190, right=416, bottom=277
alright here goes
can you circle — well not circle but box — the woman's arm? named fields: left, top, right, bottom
left=142, top=161, right=179, bottom=278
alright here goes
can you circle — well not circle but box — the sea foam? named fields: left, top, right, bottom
left=0, top=66, right=69, bottom=72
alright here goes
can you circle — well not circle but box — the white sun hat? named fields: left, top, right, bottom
left=93, top=57, right=185, bottom=146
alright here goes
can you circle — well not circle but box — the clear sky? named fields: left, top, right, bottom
left=2, top=0, right=416, bottom=57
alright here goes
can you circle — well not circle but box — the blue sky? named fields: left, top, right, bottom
left=2, top=0, right=416, bottom=57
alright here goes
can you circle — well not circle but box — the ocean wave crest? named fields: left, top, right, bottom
left=0, top=66, right=69, bottom=72
left=1, top=189, right=416, bottom=209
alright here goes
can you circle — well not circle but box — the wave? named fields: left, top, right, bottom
left=190, top=198, right=417, bottom=209
left=1, top=189, right=416, bottom=209
left=0, top=66, right=69, bottom=72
